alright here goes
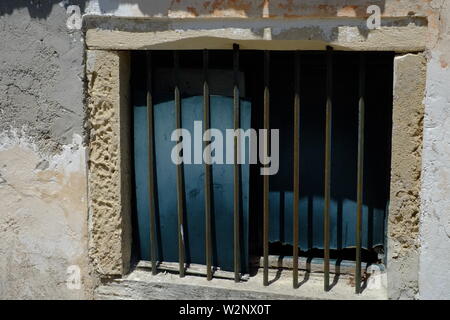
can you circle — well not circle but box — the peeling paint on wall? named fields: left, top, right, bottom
left=0, top=131, right=93, bottom=299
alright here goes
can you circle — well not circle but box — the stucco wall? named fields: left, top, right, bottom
left=0, top=1, right=93, bottom=299
left=0, top=0, right=449, bottom=300
left=419, top=0, right=450, bottom=300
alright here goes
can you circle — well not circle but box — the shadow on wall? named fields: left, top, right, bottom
left=0, top=0, right=394, bottom=20
left=81, top=0, right=413, bottom=45
left=0, top=0, right=88, bottom=19
left=1, top=0, right=405, bottom=44
left=94, top=0, right=387, bottom=18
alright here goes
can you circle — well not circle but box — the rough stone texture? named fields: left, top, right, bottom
left=87, top=50, right=132, bottom=278
left=388, top=53, right=426, bottom=300
left=0, top=1, right=93, bottom=299
left=419, top=1, right=450, bottom=300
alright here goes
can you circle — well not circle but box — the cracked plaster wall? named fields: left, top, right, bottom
left=0, top=1, right=93, bottom=299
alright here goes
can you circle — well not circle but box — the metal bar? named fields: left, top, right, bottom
left=146, top=52, right=158, bottom=276
left=174, top=51, right=185, bottom=278
left=263, top=50, right=270, bottom=287
left=233, top=44, right=241, bottom=283
left=293, top=51, right=300, bottom=288
left=203, top=49, right=213, bottom=281
left=324, top=46, right=333, bottom=291
left=355, top=53, right=366, bottom=294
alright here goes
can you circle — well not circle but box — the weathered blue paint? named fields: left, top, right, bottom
left=269, top=193, right=386, bottom=250
left=134, top=95, right=251, bottom=272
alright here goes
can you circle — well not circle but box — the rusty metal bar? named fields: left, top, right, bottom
left=174, top=51, right=185, bottom=278
left=293, top=51, right=300, bottom=288
left=355, top=53, right=366, bottom=294
left=233, top=44, right=241, bottom=283
left=263, top=50, right=270, bottom=287
left=203, top=49, right=213, bottom=281
left=146, top=52, right=158, bottom=276
left=324, top=46, right=333, bottom=291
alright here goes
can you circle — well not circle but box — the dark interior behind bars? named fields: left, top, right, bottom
left=130, top=50, right=394, bottom=284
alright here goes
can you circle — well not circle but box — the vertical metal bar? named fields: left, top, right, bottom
left=324, top=46, right=333, bottom=291
left=293, top=51, right=300, bottom=288
left=174, top=51, right=185, bottom=278
left=263, top=51, right=270, bottom=287
left=146, top=52, right=158, bottom=275
left=203, top=49, right=213, bottom=281
left=355, top=53, right=366, bottom=294
left=233, top=44, right=241, bottom=283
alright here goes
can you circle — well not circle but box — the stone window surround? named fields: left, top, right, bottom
left=85, top=16, right=426, bottom=299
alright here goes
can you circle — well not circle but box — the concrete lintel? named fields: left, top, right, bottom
left=84, top=16, right=427, bottom=52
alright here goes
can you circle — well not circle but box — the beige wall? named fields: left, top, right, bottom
left=86, top=50, right=132, bottom=278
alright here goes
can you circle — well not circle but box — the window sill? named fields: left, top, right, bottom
left=95, top=263, right=387, bottom=300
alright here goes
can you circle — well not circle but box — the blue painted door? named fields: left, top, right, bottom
left=134, top=95, right=251, bottom=272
